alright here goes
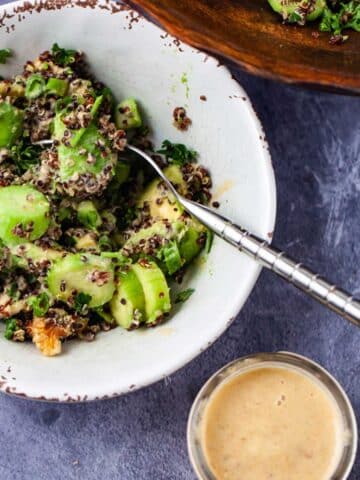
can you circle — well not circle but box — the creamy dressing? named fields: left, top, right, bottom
left=202, top=366, right=344, bottom=480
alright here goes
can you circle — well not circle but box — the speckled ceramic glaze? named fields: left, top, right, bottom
left=0, top=0, right=276, bottom=401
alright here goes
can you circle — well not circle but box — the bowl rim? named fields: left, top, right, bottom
left=0, top=0, right=277, bottom=402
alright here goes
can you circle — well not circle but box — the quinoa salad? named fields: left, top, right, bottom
left=0, top=45, right=213, bottom=356
left=268, top=0, right=360, bottom=44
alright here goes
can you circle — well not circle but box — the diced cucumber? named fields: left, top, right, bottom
left=0, top=185, right=50, bottom=246
left=53, top=115, right=117, bottom=187
left=45, top=78, right=69, bottom=97
left=115, top=98, right=142, bottom=130
left=178, top=223, right=205, bottom=263
left=268, top=0, right=326, bottom=21
left=0, top=101, right=23, bottom=148
left=110, top=268, right=146, bottom=329
left=25, top=74, right=45, bottom=99
left=47, top=253, right=115, bottom=308
left=76, top=201, right=102, bottom=230
left=132, top=260, right=171, bottom=325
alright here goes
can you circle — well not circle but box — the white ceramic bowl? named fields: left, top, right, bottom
left=0, top=0, right=276, bottom=401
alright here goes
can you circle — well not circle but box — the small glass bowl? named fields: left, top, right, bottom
left=187, top=351, right=358, bottom=480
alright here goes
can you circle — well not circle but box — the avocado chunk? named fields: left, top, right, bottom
left=131, top=259, right=171, bottom=326
left=0, top=185, right=50, bottom=246
left=47, top=253, right=115, bottom=308
left=137, top=165, right=186, bottom=221
left=268, top=0, right=326, bottom=22
left=115, top=98, right=142, bottom=130
left=0, top=101, right=23, bottom=148
left=76, top=201, right=102, bottom=230
left=74, top=232, right=99, bottom=251
left=110, top=267, right=146, bottom=329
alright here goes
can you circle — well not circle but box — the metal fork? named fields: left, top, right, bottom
left=36, top=140, right=360, bottom=327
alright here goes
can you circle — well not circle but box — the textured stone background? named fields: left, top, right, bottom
left=0, top=11, right=359, bottom=480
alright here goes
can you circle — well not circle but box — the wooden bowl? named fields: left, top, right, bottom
left=127, top=0, right=360, bottom=95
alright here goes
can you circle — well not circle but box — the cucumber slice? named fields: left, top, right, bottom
left=0, top=101, right=23, bottom=148
left=132, top=260, right=171, bottom=325
left=47, top=253, right=115, bottom=308
left=122, top=218, right=206, bottom=273
left=268, top=0, right=326, bottom=22
left=0, top=185, right=50, bottom=246
left=115, top=98, right=142, bottom=130
left=110, top=268, right=146, bottom=329
left=10, top=243, right=64, bottom=270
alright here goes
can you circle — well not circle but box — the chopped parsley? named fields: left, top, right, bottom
left=268, top=0, right=360, bottom=43
left=174, top=288, right=195, bottom=304
left=10, top=140, right=42, bottom=175
left=0, top=48, right=12, bottom=64
left=4, top=318, right=18, bottom=340
left=319, top=1, right=360, bottom=41
left=28, top=292, right=50, bottom=317
left=205, top=230, right=214, bottom=254
left=51, top=43, right=77, bottom=66
left=74, top=293, right=92, bottom=313
left=123, top=205, right=137, bottom=227
left=6, top=282, right=20, bottom=300
left=157, top=140, right=197, bottom=166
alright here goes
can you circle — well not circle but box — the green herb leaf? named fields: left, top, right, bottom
left=4, top=318, right=18, bottom=340
left=10, top=140, right=42, bottom=175
left=123, top=206, right=137, bottom=226
left=319, top=2, right=360, bottom=36
left=205, top=230, right=214, bottom=254
left=157, top=140, right=197, bottom=166
left=74, top=292, right=92, bottom=313
left=28, top=292, right=50, bottom=317
left=6, top=282, right=20, bottom=300
left=0, top=48, right=12, bottom=64
left=344, top=1, right=360, bottom=32
left=51, top=43, right=77, bottom=66
left=175, top=288, right=195, bottom=304
left=98, top=234, right=112, bottom=251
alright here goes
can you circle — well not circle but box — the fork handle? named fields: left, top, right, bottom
left=183, top=199, right=360, bottom=327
